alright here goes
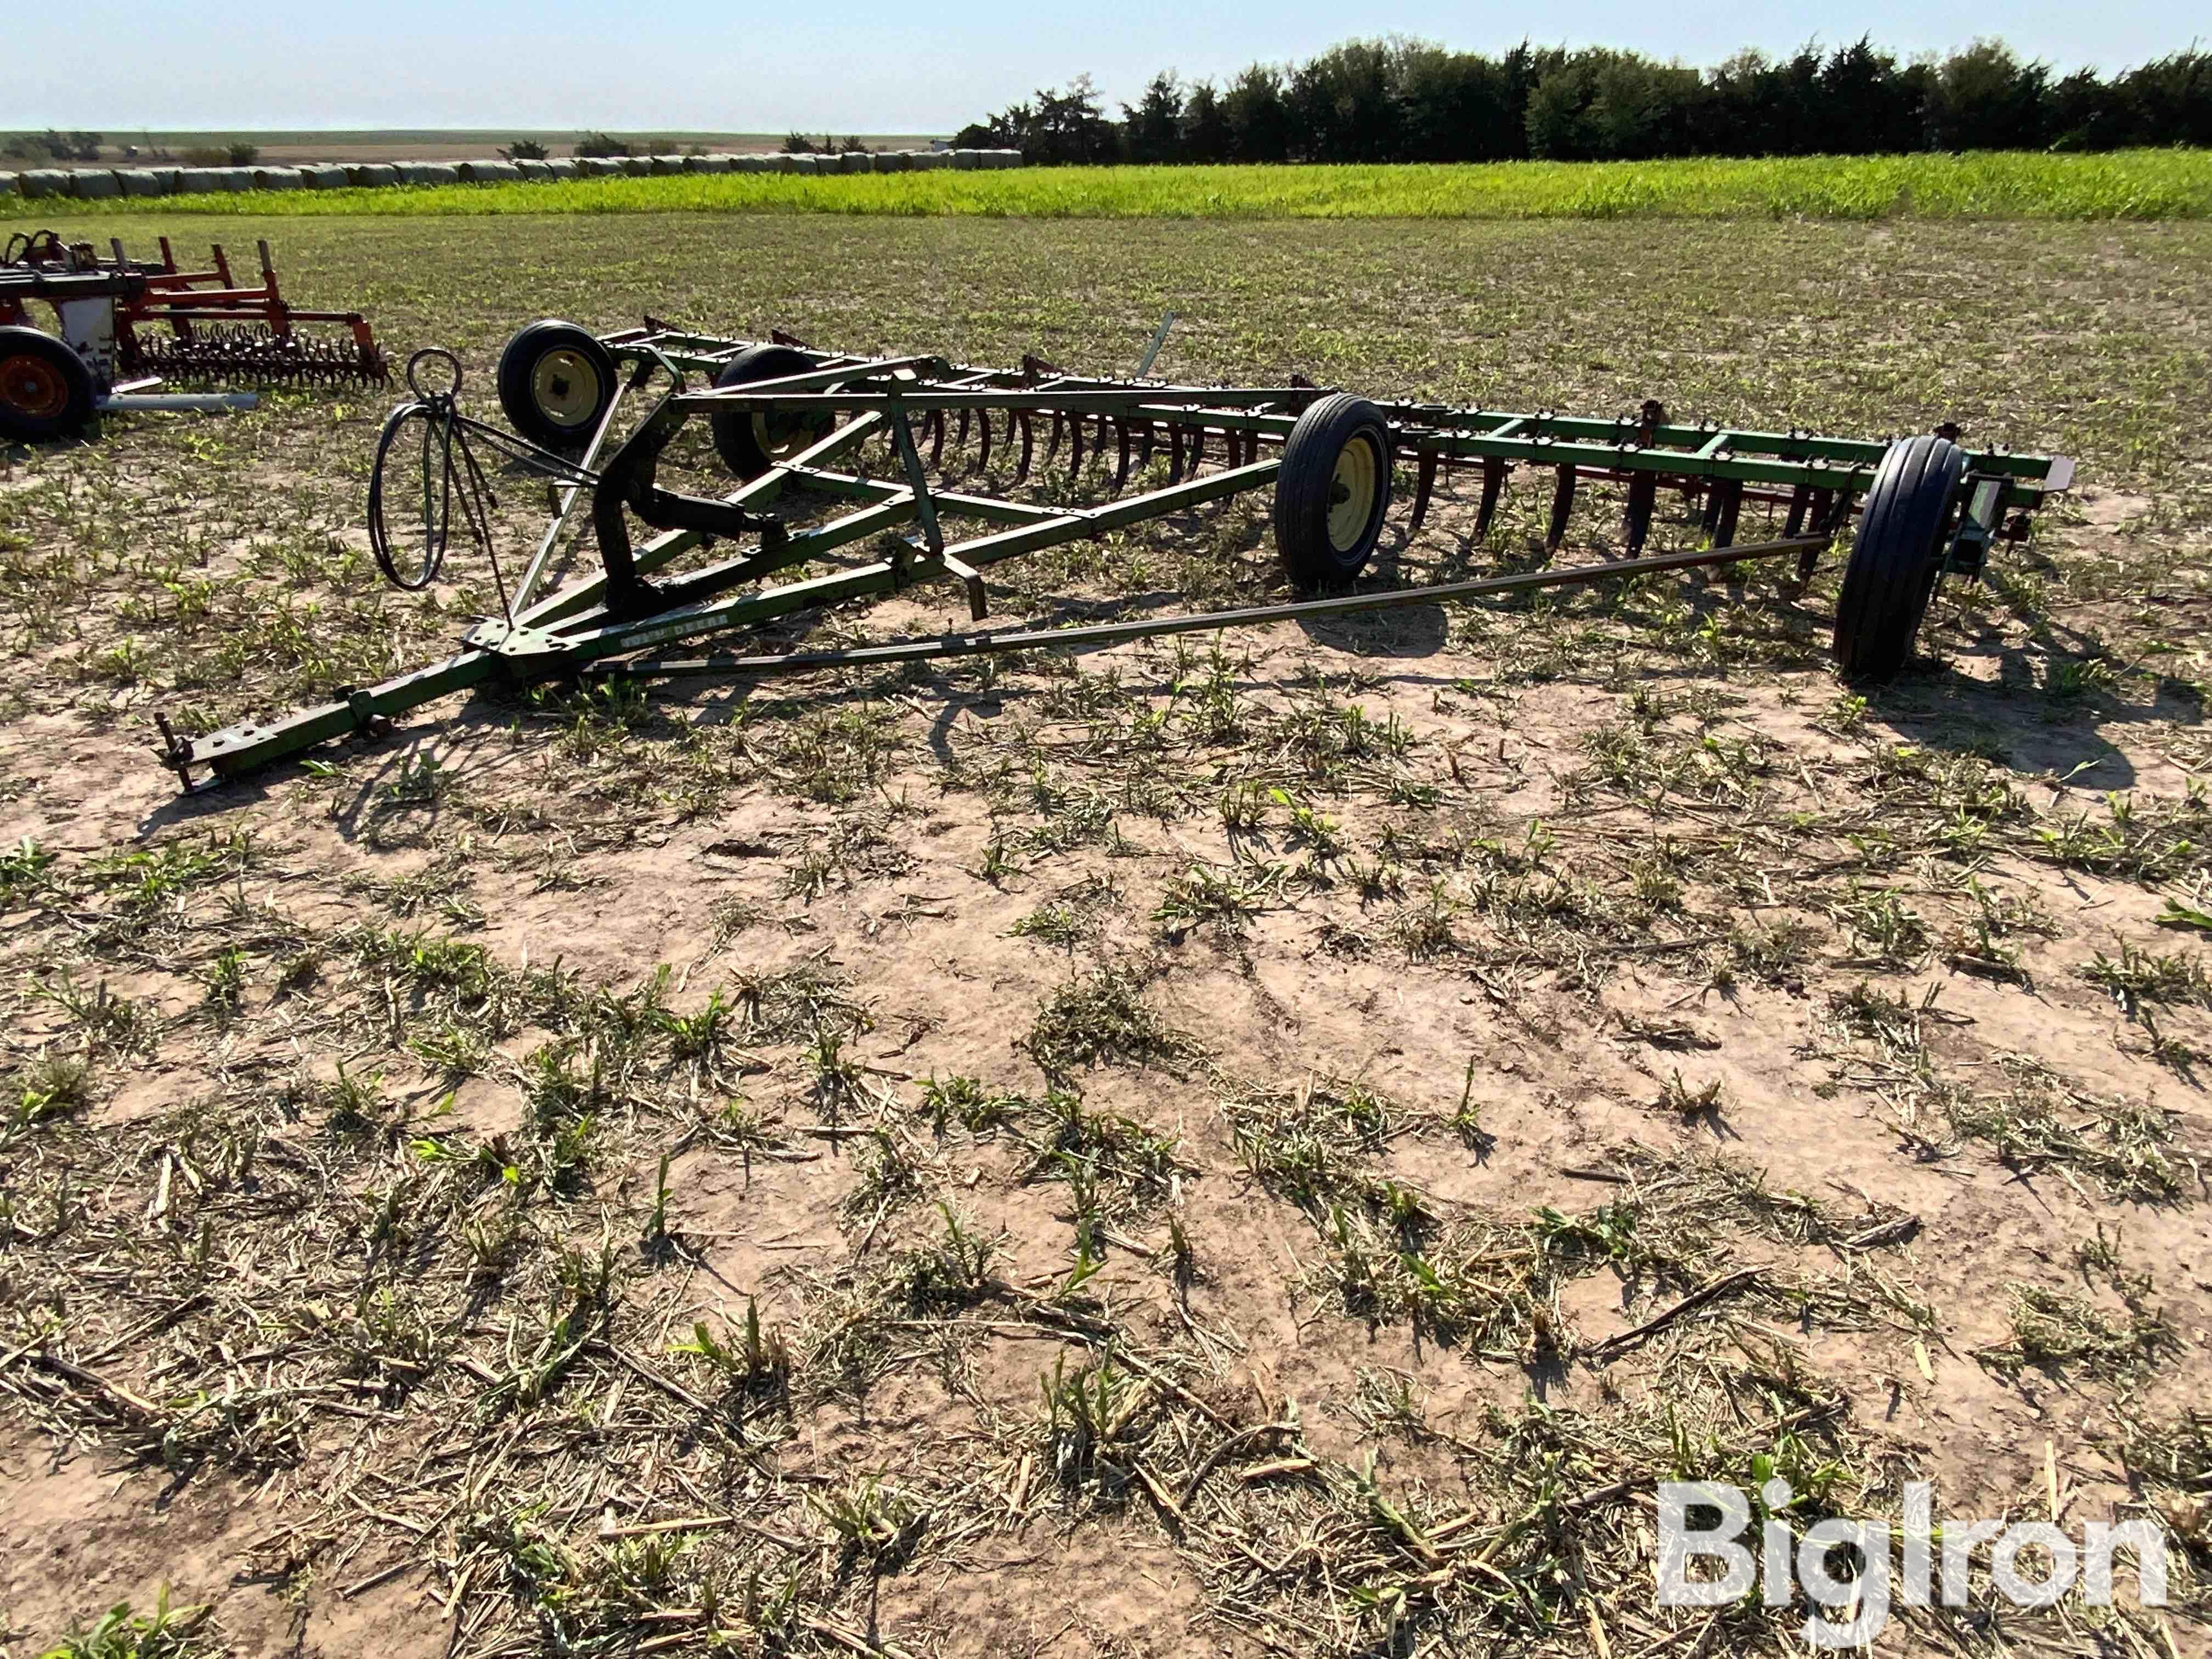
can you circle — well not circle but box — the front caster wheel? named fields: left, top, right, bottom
left=495, top=319, right=617, bottom=450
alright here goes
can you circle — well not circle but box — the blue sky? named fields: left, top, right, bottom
left=18, top=3, right=2199, bottom=132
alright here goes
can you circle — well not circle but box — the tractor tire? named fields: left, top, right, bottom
left=1272, top=393, right=1393, bottom=591
left=0, top=326, right=95, bottom=443
left=709, top=343, right=833, bottom=479
left=496, top=320, right=617, bottom=451
left=1831, top=433, right=1965, bottom=680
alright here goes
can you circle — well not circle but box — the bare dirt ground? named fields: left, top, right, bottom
left=1, top=215, right=2209, bottom=1657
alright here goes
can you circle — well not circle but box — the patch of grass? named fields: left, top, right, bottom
left=9, top=1054, right=92, bottom=1135
left=1226, top=1074, right=1404, bottom=1213
left=890, top=1200, right=1003, bottom=1314
left=1978, top=1283, right=2174, bottom=1379
left=2079, top=939, right=2211, bottom=1018
left=919, top=1073, right=1020, bottom=1136
left=1829, top=884, right=1928, bottom=966
left=1023, top=965, right=1194, bottom=1078
left=1027, top=1089, right=1184, bottom=1218
left=1010, top=899, right=1088, bottom=946
left=2109, top=1402, right=2212, bottom=1522
left=748, top=703, right=904, bottom=804
left=1152, top=860, right=1286, bottom=940
left=1009, top=875, right=1116, bottom=949
left=40, top=1589, right=212, bottom=1658
left=1313, top=1203, right=1559, bottom=1353
left=672, top=1297, right=789, bottom=1395
left=25, top=971, right=157, bottom=1057
left=2032, top=785, right=2212, bottom=885
left=812, top=1475, right=923, bottom=1570
left=1, top=835, right=57, bottom=898
left=1722, top=917, right=1821, bottom=990
left=345, top=855, right=480, bottom=924
left=1944, top=1058, right=2202, bottom=1201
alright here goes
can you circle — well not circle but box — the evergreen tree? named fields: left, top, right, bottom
left=1286, top=40, right=1402, bottom=161
left=1927, top=40, right=2051, bottom=151
left=1124, top=72, right=1186, bottom=163
left=1222, top=65, right=1295, bottom=162
left=1181, top=82, right=1231, bottom=163
left=1820, top=38, right=1922, bottom=155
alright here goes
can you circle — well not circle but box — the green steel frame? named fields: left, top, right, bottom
left=158, top=322, right=2075, bottom=791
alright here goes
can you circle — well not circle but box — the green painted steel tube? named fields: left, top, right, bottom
left=683, top=387, right=1318, bottom=414
left=179, top=412, right=893, bottom=780
left=195, top=650, right=500, bottom=781
left=529, top=459, right=1282, bottom=665
left=590, top=534, right=1829, bottom=683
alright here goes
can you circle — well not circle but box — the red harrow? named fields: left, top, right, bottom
left=1, top=230, right=385, bottom=441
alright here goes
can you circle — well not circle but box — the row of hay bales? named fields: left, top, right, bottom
left=0, top=150, right=1025, bottom=201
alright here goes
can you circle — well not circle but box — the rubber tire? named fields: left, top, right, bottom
left=495, top=320, right=617, bottom=451
left=0, top=326, right=96, bottom=443
left=709, top=343, right=831, bottom=479
left=1832, top=434, right=1965, bottom=680
left=1273, top=393, right=1393, bottom=592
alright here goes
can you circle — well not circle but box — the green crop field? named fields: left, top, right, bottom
left=33, top=146, right=2212, bottom=221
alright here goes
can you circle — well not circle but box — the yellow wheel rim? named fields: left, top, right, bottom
left=754, top=409, right=829, bottom=461
left=752, top=375, right=842, bottom=460
left=530, top=349, right=601, bottom=429
left=1326, top=435, right=1379, bottom=552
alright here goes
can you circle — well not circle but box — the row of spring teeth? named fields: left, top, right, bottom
left=881, top=405, right=1818, bottom=554
left=895, top=408, right=1264, bottom=492
left=122, top=326, right=388, bottom=386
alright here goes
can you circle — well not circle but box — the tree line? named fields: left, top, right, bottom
left=951, top=38, right=2212, bottom=165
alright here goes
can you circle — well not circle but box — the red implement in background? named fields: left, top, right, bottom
left=1, top=229, right=385, bottom=391
left=112, top=234, right=385, bottom=385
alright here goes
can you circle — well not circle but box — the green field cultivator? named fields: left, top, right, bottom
left=156, top=318, right=2074, bottom=791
